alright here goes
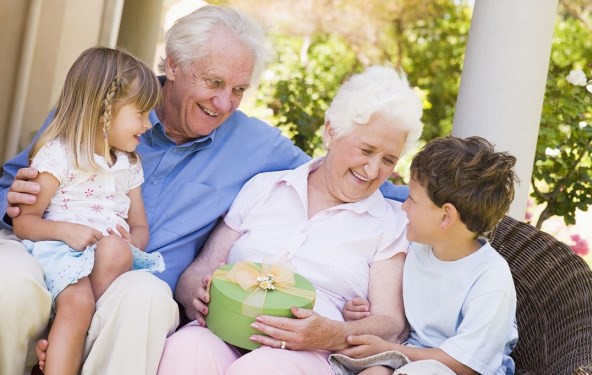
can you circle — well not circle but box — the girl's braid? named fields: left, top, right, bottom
left=101, top=76, right=121, bottom=164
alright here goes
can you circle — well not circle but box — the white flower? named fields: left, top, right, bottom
left=566, top=69, right=588, bottom=86
left=545, top=147, right=560, bottom=157
left=587, top=84, right=592, bottom=94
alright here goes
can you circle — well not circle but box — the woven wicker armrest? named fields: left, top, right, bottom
left=490, top=215, right=592, bottom=375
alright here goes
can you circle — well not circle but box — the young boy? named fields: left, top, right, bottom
left=331, top=136, right=519, bottom=375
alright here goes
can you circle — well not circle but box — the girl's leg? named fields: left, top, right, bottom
left=89, top=235, right=133, bottom=300
left=158, top=321, right=241, bottom=375
left=360, top=366, right=394, bottom=375
left=44, top=277, right=95, bottom=375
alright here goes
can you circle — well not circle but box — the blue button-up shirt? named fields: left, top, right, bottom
left=1, top=109, right=409, bottom=292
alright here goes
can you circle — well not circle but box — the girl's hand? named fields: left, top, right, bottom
left=340, top=334, right=393, bottom=359
left=343, top=296, right=371, bottom=321
left=108, top=224, right=132, bottom=242
left=62, top=223, right=103, bottom=251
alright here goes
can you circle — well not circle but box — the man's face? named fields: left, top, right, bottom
left=161, top=31, right=255, bottom=143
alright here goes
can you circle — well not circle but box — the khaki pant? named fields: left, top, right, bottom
left=0, top=229, right=179, bottom=375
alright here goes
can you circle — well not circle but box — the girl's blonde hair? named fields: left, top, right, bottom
left=30, top=47, right=161, bottom=170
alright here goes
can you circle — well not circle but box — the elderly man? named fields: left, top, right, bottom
left=0, top=5, right=408, bottom=375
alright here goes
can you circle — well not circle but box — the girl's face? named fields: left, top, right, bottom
left=321, top=113, right=407, bottom=203
left=106, top=102, right=151, bottom=153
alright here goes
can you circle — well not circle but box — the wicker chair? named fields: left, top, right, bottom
left=490, top=215, right=592, bottom=375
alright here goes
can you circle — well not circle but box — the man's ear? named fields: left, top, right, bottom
left=440, top=203, right=459, bottom=229
left=164, top=57, right=178, bottom=81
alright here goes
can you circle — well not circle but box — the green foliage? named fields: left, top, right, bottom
left=532, top=15, right=592, bottom=228
left=255, top=34, right=362, bottom=156
left=398, top=1, right=472, bottom=140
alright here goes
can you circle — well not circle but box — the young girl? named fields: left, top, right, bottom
left=12, top=47, right=165, bottom=375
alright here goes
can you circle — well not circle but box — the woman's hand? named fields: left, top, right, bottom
left=6, top=167, right=40, bottom=218
left=340, top=334, right=394, bottom=359
left=184, top=275, right=212, bottom=325
left=343, top=296, right=371, bottom=321
left=249, top=307, right=346, bottom=351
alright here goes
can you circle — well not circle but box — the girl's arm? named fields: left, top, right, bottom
left=125, top=186, right=149, bottom=250
left=12, top=172, right=103, bottom=250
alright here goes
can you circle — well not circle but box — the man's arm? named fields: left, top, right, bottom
left=1, top=111, right=54, bottom=227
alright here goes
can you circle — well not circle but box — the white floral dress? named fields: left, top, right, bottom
left=23, top=140, right=164, bottom=301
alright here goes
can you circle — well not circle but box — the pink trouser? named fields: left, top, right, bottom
left=157, top=321, right=335, bottom=375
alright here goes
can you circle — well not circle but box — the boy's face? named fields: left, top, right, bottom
left=402, top=177, right=444, bottom=244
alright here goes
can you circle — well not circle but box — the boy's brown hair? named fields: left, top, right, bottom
left=410, top=136, right=518, bottom=236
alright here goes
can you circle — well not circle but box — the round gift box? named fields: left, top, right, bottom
left=206, top=263, right=316, bottom=350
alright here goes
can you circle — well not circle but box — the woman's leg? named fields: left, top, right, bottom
left=227, top=346, right=335, bottom=375
left=158, top=321, right=241, bottom=375
left=0, top=229, right=51, bottom=375
left=44, top=277, right=95, bottom=375
left=90, top=235, right=133, bottom=300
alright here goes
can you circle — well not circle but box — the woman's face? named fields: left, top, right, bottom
left=322, top=113, right=407, bottom=203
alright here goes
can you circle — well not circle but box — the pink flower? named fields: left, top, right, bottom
left=570, top=233, right=589, bottom=256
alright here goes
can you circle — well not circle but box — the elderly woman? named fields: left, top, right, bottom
left=158, top=66, right=424, bottom=374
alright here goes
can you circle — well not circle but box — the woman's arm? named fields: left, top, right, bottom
left=124, top=186, right=149, bottom=250
left=12, top=172, right=103, bottom=250
left=250, top=252, right=408, bottom=351
left=175, top=220, right=241, bottom=324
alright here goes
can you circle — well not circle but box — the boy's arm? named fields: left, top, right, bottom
left=12, top=172, right=103, bottom=250
left=125, top=186, right=149, bottom=250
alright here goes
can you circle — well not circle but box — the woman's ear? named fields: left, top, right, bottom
left=440, top=203, right=459, bottom=229
left=164, top=57, right=178, bottom=81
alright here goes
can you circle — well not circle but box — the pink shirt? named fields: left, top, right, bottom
left=225, top=158, right=408, bottom=321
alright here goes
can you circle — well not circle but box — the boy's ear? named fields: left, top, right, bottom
left=440, top=203, right=459, bottom=229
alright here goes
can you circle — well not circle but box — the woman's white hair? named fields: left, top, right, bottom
left=325, top=66, right=423, bottom=153
left=158, top=5, right=272, bottom=86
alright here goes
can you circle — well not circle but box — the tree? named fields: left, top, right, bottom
left=531, top=9, right=592, bottom=229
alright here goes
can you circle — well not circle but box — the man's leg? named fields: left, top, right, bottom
left=0, top=229, right=52, bottom=375
left=81, top=271, right=179, bottom=375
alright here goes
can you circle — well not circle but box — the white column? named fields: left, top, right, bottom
left=452, top=0, right=558, bottom=220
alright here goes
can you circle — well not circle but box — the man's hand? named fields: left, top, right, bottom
left=6, top=167, right=40, bottom=218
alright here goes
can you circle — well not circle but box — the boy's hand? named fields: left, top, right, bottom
left=342, top=296, right=370, bottom=321
left=340, top=334, right=393, bottom=359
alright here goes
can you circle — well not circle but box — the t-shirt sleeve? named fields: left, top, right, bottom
left=439, top=276, right=516, bottom=375
left=128, top=158, right=144, bottom=190
left=30, top=140, right=69, bottom=185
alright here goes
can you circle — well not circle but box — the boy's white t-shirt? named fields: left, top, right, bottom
left=403, top=241, right=518, bottom=375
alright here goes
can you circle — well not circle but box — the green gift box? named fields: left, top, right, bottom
left=205, top=261, right=316, bottom=350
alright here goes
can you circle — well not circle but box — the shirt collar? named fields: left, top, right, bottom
left=281, top=157, right=387, bottom=217
left=143, top=109, right=214, bottom=152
